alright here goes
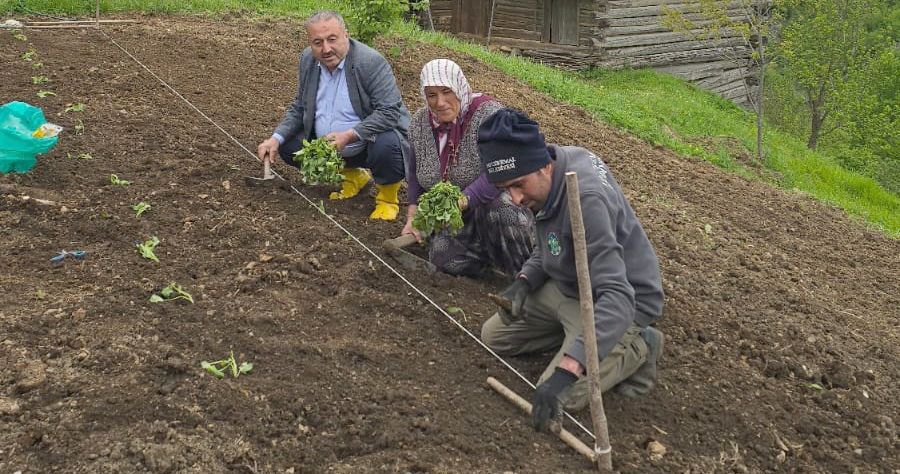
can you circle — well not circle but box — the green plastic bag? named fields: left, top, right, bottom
left=0, top=101, right=60, bottom=173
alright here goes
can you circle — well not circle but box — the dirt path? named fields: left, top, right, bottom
left=1, top=16, right=897, bottom=473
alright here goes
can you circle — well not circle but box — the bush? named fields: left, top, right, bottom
left=346, top=0, right=412, bottom=44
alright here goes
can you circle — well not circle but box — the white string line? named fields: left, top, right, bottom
left=99, top=28, right=595, bottom=440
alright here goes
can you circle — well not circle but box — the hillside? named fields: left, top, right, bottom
left=1, top=16, right=898, bottom=472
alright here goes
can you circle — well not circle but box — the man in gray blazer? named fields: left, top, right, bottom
left=257, top=11, right=410, bottom=221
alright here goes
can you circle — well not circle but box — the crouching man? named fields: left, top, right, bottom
left=477, top=109, right=665, bottom=432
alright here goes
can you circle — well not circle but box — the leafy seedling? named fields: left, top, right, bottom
left=292, top=137, right=343, bottom=185
left=808, top=383, right=825, bottom=391
left=74, top=119, right=85, bottom=135
left=36, top=90, right=56, bottom=98
left=21, top=49, right=36, bottom=61
left=31, top=61, right=43, bottom=70
left=201, top=351, right=253, bottom=379
left=136, top=236, right=160, bottom=262
left=12, top=30, right=27, bottom=41
left=412, top=181, right=465, bottom=238
left=64, top=103, right=85, bottom=113
left=447, top=306, right=467, bottom=323
left=149, top=282, right=193, bottom=303
left=68, top=152, right=92, bottom=160
left=132, top=202, right=151, bottom=217
left=31, top=76, right=49, bottom=85
left=109, top=174, right=131, bottom=186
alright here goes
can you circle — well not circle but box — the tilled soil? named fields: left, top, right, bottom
left=1, top=15, right=898, bottom=473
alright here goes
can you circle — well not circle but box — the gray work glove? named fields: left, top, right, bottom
left=531, top=368, right=578, bottom=432
left=497, top=277, right=530, bottom=325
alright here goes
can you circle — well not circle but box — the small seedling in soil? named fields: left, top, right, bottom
left=109, top=174, right=131, bottom=186
left=64, top=103, right=85, bottom=113
left=315, top=200, right=326, bottom=214
left=227, top=164, right=240, bottom=171
left=201, top=351, right=253, bottom=379
left=447, top=306, right=467, bottom=322
left=292, top=137, right=343, bottom=185
left=136, top=236, right=160, bottom=262
left=36, top=90, right=56, bottom=98
left=412, top=181, right=465, bottom=238
left=11, top=30, right=27, bottom=41
left=31, top=61, right=43, bottom=70
left=31, top=76, right=49, bottom=85
left=34, top=289, right=47, bottom=300
left=808, top=383, right=825, bottom=391
left=21, top=49, right=36, bottom=61
left=74, top=119, right=85, bottom=135
left=68, top=152, right=92, bottom=160
left=149, top=282, right=193, bottom=304
left=132, top=202, right=151, bottom=217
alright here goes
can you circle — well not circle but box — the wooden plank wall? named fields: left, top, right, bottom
left=596, top=0, right=754, bottom=105
left=427, top=0, right=756, bottom=105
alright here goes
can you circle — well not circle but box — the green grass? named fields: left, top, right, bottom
left=1, top=0, right=346, bottom=16
left=5, top=1, right=896, bottom=236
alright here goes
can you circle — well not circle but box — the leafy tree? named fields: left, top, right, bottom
left=777, top=0, right=887, bottom=150
left=662, top=0, right=783, bottom=162
left=347, top=0, right=412, bottom=44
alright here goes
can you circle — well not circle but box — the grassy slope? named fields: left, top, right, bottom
left=3, top=1, right=896, bottom=236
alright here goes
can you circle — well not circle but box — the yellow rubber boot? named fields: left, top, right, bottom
left=329, top=168, right=372, bottom=200
left=370, top=182, right=401, bottom=221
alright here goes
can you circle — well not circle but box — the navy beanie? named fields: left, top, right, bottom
left=477, top=108, right=550, bottom=183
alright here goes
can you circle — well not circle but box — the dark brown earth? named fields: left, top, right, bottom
left=1, top=15, right=898, bottom=473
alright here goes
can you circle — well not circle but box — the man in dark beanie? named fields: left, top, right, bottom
left=477, top=108, right=665, bottom=432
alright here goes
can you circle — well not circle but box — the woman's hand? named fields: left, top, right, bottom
left=401, top=204, right=422, bottom=243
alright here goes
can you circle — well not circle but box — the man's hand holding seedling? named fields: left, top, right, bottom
left=324, top=129, right=359, bottom=153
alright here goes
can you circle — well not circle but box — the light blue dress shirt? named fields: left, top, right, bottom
left=273, top=59, right=364, bottom=157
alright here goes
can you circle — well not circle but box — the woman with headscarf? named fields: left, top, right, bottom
left=401, top=59, right=534, bottom=277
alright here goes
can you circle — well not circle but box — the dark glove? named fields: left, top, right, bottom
left=531, top=368, right=578, bottom=432
left=498, top=277, right=531, bottom=325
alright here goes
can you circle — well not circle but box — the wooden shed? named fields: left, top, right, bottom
left=427, top=0, right=755, bottom=106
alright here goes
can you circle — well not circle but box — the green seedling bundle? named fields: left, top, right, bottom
left=292, top=137, right=343, bottom=185
left=412, top=181, right=465, bottom=238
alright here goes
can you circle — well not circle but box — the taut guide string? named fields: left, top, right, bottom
left=98, top=28, right=595, bottom=440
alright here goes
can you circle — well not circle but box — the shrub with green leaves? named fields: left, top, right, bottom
left=292, top=137, right=344, bottom=185
left=412, top=181, right=464, bottom=238
left=347, top=0, right=411, bottom=44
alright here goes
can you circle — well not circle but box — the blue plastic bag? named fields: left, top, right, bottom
left=0, top=101, right=60, bottom=173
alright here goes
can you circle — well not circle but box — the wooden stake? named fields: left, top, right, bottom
left=486, top=377, right=596, bottom=463
left=564, top=171, right=613, bottom=472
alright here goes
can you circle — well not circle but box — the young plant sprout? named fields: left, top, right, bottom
left=64, top=103, right=85, bottom=113
left=136, top=236, right=160, bottom=262
left=201, top=351, right=253, bottom=379
left=149, top=282, right=193, bottom=303
left=36, top=90, right=56, bottom=98
left=132, top=202, right=151, bottom=217
left=109, top=174, right=131, bottom=186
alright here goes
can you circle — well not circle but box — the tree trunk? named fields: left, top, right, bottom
left=755, top=29, right=765, bottom=163
left=808, top=108, right=822, bottom=150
